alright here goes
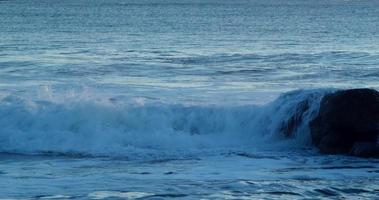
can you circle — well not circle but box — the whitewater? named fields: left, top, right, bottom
left=0, top=0, right=379, bottom=199
left=0, top=88, right=328, bottom=157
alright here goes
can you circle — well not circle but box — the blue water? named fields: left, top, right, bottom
left=0, top=0, right=378, bottom=199
left=1, top=0, right=379, bottom=104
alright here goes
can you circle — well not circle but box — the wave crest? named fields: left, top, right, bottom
left=0, top=89, right=332, bottom=158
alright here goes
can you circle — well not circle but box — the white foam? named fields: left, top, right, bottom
left=0, top=89, right=333, bottom=158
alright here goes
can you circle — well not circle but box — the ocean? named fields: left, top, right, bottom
left=0, top=0, right=378, bottom=199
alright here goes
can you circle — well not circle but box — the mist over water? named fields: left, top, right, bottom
left=0, top=0, right=378, bottom=199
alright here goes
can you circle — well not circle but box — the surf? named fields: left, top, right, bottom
left=0, top=89, right=333, bottom=158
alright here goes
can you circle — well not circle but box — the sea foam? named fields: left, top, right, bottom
left=0, top=89, right=332, bottom=158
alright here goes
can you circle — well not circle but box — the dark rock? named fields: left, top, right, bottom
left=280, top=99, right=310, bottom=137
left=351, top=142, right=379, bottom=158
left=309, top=88, right=379, bottom=157
left=278, top=90, right=323, bottom=138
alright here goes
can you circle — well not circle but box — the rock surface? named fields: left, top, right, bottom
left=309, top=88, right=379, bottom=157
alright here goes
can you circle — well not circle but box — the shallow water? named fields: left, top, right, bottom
left=0, top=152, right=378, bottom=199
left=0, top=0, right=379, bottom=199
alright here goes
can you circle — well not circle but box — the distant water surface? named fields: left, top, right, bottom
left=1, top=0, right=379, bottom=104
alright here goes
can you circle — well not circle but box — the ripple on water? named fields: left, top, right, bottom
left=88, top=191, right=153, bottom=199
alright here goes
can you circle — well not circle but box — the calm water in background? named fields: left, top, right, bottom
left=1, top=0, right=379, bottom=103
left=0, top=0, right=379, bottom=199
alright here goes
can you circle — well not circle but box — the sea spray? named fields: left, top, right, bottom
left=0, top=89, right=333, bottom=158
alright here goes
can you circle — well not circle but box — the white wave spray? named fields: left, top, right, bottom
left=0, top=89, right=332, bottom=158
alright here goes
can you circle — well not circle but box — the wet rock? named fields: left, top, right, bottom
left=280, top=99, right=310, bottom=137
left=309, top=89, right=379, bottom=157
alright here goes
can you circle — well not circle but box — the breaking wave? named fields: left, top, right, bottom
left=0, top=89, right=333, bottom=158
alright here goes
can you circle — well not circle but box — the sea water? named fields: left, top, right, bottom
left=0, top=0, right=378, bottom=199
